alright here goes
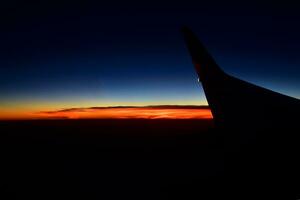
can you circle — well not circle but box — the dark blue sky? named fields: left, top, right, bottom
left=1, top=1, right=300, bottom=113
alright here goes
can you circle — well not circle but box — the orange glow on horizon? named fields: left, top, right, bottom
left=33, top=107, right=213, bottom=120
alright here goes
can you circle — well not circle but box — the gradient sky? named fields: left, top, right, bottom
left=0, top=1, right=300, bottom=118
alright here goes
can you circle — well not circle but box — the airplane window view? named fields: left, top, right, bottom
left=1, top=1, right=299, bottom=199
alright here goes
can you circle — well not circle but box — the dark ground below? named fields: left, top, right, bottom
left=0, top=119, right=298, bottom=199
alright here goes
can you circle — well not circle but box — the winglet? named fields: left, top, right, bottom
left=181, top=26, right=227, bottom=122
left=181, top=26, right=225, bottom=82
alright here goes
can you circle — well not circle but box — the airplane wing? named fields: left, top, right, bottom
left=181, top=26, right=300, bottom=135
left=182, top=26, right=300, bottom=198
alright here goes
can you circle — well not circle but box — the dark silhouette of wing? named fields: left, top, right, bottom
left=182, top=26, right=300, bottom=198
left=182, top=26, right=300, bottom=135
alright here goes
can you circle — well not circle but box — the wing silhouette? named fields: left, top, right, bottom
left=182, top=26, right=300, bottom=198
left=182, top=26, right=300, bottom=135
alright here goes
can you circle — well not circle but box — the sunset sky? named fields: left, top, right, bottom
left=0, top=1, right=300, bottom=119
left=33, top=106, right=212, bottom=120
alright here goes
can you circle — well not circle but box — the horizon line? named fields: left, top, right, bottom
left=38, top=104, right=210, bottom=114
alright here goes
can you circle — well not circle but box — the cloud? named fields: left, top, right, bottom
left=35, top=105, right=212, bottom=120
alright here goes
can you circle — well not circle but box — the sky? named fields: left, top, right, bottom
left=0, top=1, right=300, bottom=119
